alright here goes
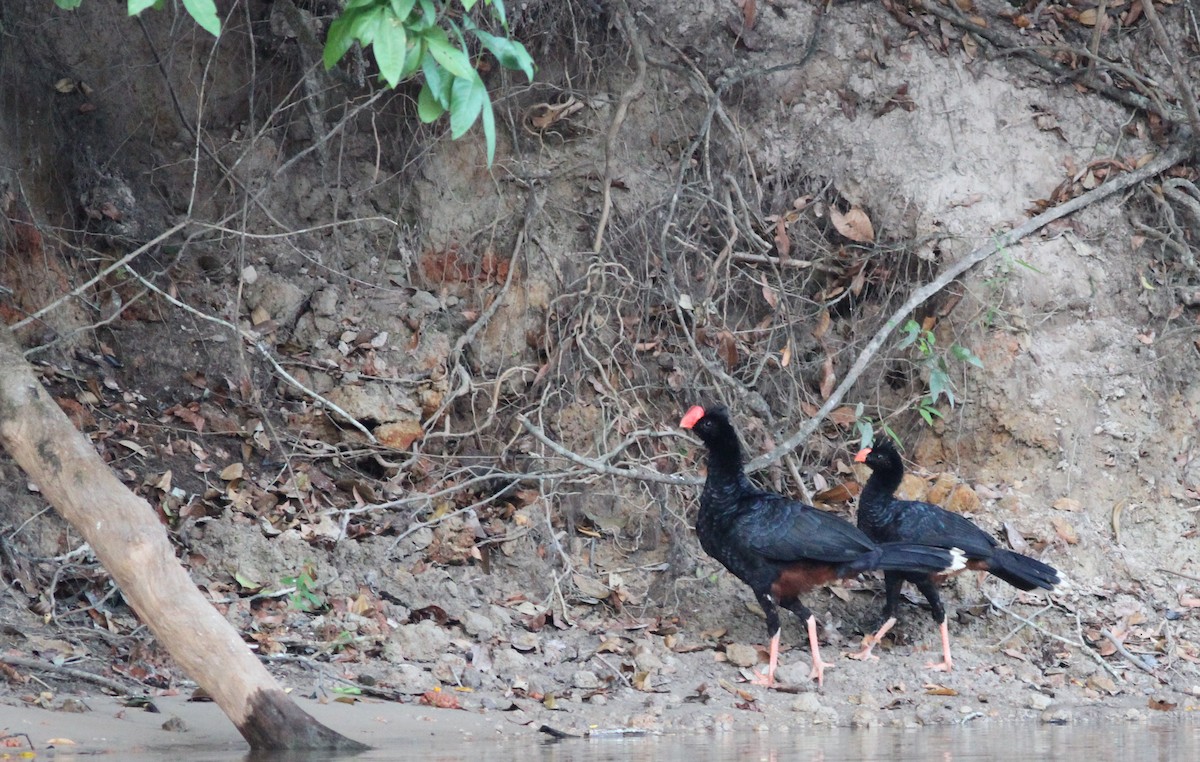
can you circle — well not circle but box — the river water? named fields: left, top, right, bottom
left=115, top=722, right=1195, bottom=762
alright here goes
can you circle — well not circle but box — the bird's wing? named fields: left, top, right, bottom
left=883, top=500, right=998, bottom=557
left=732, top=493, right=874, bottom=564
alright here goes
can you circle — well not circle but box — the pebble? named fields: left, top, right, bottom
left=1027, top=692, right=1054, bottom=711
left=572, top=670, right=601, bottom=690
left=1040, top=705, right=1074, bottom=725
left=161, top=716, right=188, bottom=733
left=851, top=708, right=878, bottom=728
left=389, top=620, right=451, bottom=661
left=432, top=654, right=467, bottom=683
left=725, top=643, right=759, bottom=668
left=462, top=610, right=495, bottom=638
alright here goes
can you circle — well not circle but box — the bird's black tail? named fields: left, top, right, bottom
left=852, top=542, right=967, bottom=575
left=987, top=549, right=1061, bottom=591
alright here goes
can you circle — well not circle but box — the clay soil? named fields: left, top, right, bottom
left=1, top=0, right=1199, bottom=748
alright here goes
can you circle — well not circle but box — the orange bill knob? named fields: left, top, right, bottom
left=854, top=447, right=873, bottom=463
left=680, top=406, right=706, bottom=429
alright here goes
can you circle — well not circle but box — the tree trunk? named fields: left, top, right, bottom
left=0, top=326, right=367, bottom=751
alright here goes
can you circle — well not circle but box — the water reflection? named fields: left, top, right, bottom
left=74, top=722, right=1200, bottom=762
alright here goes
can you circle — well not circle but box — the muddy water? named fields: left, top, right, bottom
left=96, top=723, right=1196, bottom=762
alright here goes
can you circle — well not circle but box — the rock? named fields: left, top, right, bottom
left=462, top=610, right=496, bottom=639
left=725, top=642, right=759, bottom=668
left=1027, top=692, right=1054, bottom=711
left=633, top=642, right=664, bottom=672
left=945, top=483, right=981, bottom=514
left=432, top=654, right=467, bottom=683
left=1040, top=705, right=1074, bottom=724
left=491, top=646, right=532, bottom=675
left=772, top=662, right=814, bottom=686
left=851, top=707, right=878, bottom=728
left=897, top=473, right=928, bottom=500
left=161, top=715, right=188, bottom=732
left=510, top=631, right=539, bottom=652
left=57, top=698, right=88, bottom=713
left=389, top=620, right=451, bottom=662
left=791, top=693, right=825, bottom=714
left=374, top=418, right=425, bottom=450
left=925, top=474, right=956, bottom=505
left=388, top=663, right=438, bottom=694
left=572, top=670, right=601, bottom=689
left=245, top=275, right=306, bottom=327
left=312, top=287, right=339, bottom=316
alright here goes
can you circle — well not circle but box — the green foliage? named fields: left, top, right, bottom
left=324, top=0, right=535, bottom=165
left=54, top=1, right=221, bottom=37
left=281, top=562, right=325, bottom=612
left=853, top=403, right=899, bottom=450
left=52, top=0, right=534, bottom=166
left=897, top=319, right=983, bottom=426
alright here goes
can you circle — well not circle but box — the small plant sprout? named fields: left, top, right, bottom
left=897, top=319, right=984, bottom=426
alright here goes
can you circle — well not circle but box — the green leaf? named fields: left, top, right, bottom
left=372, top=11, right=407, bottom=87
left=461, top=0, right=479, bottom=10
left=352, top=6, right=385, bottom=47
left=390, top=0, right=418, bottom=16
left=422, top=52, right=453, bottom=107
left=918, top=406, right=934, bottom=426
left=896, top=319, right=920, bottom=350
left=423, top=26, right=476, bottom=79
left=951, top=344, right=984, bottom=368
left=490, top=0, right=510, bottom=29
left=448, top=72, right=486, bottom=139
left=480, top=93, right=497, bottom=165
left=181, top=0, right=221, bottom=36
left=471, top=27, right=534, bottom=80
left=417, top=82, right=446, bottom=122
left=928, top=367, right=951, bottom=404
left=54, top=0, right=84, bottom=9
left=856, top=420, right=874, bottom=450
left=323, top=10, right=361, bottom=69
left=400, top=36, right=424, bottom=79
left=128, top=0, right=157, bottom=14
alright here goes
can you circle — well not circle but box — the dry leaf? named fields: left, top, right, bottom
left=780, top=339, right=792, bottom=368
left=819, top=355, right=836, bottom=399
left=1078, top=8, right=1098, bottom=25
left=219, top=462, right=244, bottom=481
left=1050, top=516, right=1079, bottom=544
left=828, top=405, right=858, bottom=428
left=829, top=206, right=875, bottom=243
left=813, top=482, right=859, bottom=503
left=1053, top=497, right=1082, bottom=512
left=761, top=281, right=779, bottom=309
left=811, top=309, right=832, bottom=340
left=773, top=216, right=791, bottom=260
left=1148, top=697, right=1177, bottom=711
left=717, top=330, right=739, bottom=370
left=924, top=684, right=958, bottom=696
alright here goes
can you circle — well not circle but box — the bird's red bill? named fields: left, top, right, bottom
left=680, top=406, right=706, bottom=429
left=854, top=447, right=873, bottom=463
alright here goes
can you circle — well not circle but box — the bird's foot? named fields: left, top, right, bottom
left=809, top=657, right=833, bottom=687
left=747, top=668, right=776, bottom=688
left=846, top=637, right=880, bottom=661
left=925, top=659, right=953, bottom=672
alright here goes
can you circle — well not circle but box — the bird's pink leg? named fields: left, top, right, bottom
left=806, top=614, right=832, bottom=687
left=748, top=631, right=780, bottom=687
left=848, top=617, right=896, bottom=661
left=925, top=620, right=954, bottom=672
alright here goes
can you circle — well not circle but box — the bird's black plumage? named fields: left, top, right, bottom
left=682, top=405, right=963, bottom=686
left=853, top=438, right=1062, bottom=670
